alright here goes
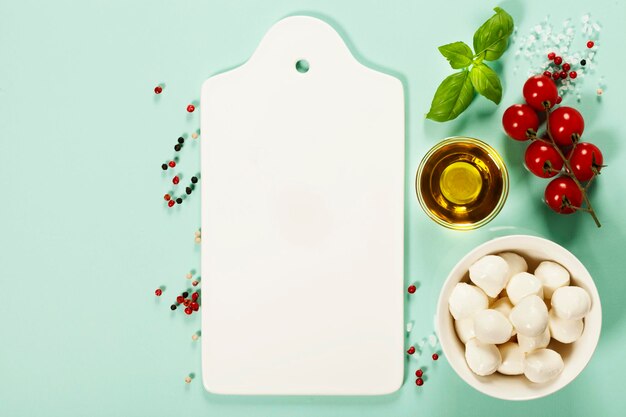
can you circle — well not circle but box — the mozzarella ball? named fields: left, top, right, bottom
left=517, top=327, right=550, bottom=353
left=551, top=286, right=591, bottom=320
left=469, top=255, right=510, bottom=298
left=448, top=283, right=489, bottom=320
left=497, top=342, right=525, bottom=375
left=549, top=309, right=583, bottom=343
left=534, top=261, right=570, bottom=299
left=454, top=317, right=475, bottom=344
left=473, top=309, right=513, bottom=344
left=523, top=349, right=564, bottom=383
left=492, top=296, right=514, bottom=318
left=498, top=252, right=528, bottom=280
left=492, top=297, right=516, bottom=336
left=465, top=338, right=501, bottom=376
left=510, top=295, right=549, bottom=337
left=506, top=272, right=544, bottom=305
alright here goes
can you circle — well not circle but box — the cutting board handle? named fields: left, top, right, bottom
left=246, top=16, right=357, bottom=77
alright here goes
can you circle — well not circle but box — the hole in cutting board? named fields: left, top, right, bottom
left=295, top=59, right=310, bottom=73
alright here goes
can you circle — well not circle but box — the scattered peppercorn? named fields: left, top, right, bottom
left=580, top=59, right=586, bottom=66
left=161, top=163, right=168, bottom=170
left=191, top=176, right=198, bottom=184
left=176, top=198, right=183, bottom=204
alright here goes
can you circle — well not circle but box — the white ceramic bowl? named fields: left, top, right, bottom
left=436, top=235, right=601, bottom=401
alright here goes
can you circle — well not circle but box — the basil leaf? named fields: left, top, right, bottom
left=426, top=70, right=475, bottom=122
left=438, top=41, right=474, bottom=69
left=473, top=7, right=514, bottom=61
left=469, top=63, right=502, bottom=104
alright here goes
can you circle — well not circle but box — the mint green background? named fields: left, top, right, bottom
left=1, top=0, right=624, bottom=416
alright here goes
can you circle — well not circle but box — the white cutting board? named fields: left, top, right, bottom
left=200, top=15, right=404, bottom=396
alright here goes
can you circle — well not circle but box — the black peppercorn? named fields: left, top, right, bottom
left=178, top=137, right=185, bottom=144
left=170, top=304, right=177, bottom=311
left=580, top=59, right=586, bottom=66
left=176, top=198, right=183, bottom=204
left=174, top=144, right=182, bottom=152
left=186, top=187, right=192, bottom=195
left=191, top=176, right=198, bottom=184
left=161, top=163, right=168, bottom=170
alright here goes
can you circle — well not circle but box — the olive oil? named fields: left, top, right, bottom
left=416, top=137, right=508, bottom=230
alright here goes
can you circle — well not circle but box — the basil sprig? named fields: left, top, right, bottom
left=426, top=7, right=513, bottom=122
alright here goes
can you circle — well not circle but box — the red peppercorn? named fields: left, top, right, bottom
left=569, top=71, right=577, bottom=79
left=183, top=299, right=191, bottom=307
left=432, top=353, right=439, bottom=361
left=164, top=194, right=171, bottom=201
left=191, top=302, right=199, bottom=311
left=547, top=52, right=556, bottom=60
left=184, top=307, right=193, bottom=315
left=552, top=71, right=560, bottom=80
left=192, top=292, right=199, bottom=301
left=187, top=104, right=195, bottom=113
left=168, top=160, right=176, bottom=168
left=168, top=200, right=175, bottom=207
left=154, top=86, right=163, bottom=94
left=587, top=40, right=595, bottom=48
left=415, top=369, right=423, bottom=377
left=155, top=288, right=162, bottom=296
left=176, top=295, right=184, bottom=304
left=173, top=176, right=180, bottom=185
left=415, top=378, right=424, bottom=386
left=407, top=346, right=416, bottom=355
left=554, top=56, right=563, bottom=65
left=556, top=96, right=562, bottom=104
left=543, top=70, right=551, bottom=77
left=407, top=285, right=416, bottom=294
left=559, top=71, right=567, bottom=79
left=192, top=280, right=199, bottom=286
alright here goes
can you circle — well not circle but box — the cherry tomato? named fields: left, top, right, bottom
left=524, top=140, right=564, bottom=178
left=567, top=142, right=604, bottom=181
left=544, top=176, right=583, bottom=214
left=523, top=75, right=558, bottom=111
left=548, top=106, right=585, bottom=147
left=502, top=104, right=539, bottom=141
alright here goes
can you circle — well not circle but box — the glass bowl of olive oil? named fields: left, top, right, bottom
left=416, top=137, right=508, bottom=230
